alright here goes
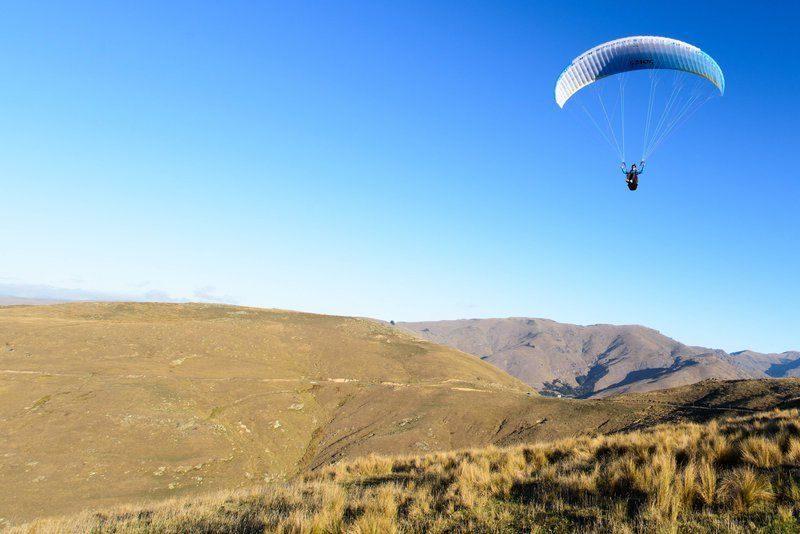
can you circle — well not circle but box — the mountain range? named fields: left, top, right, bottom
left=400, top=318, right=799, bottom=398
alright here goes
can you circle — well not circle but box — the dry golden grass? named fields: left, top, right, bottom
left=740, top=436, right=784, bottom=468
left=13, top=409, right=800, bottom=533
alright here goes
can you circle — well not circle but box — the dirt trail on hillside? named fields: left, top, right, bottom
left=0, top=368, right=515, bottom=394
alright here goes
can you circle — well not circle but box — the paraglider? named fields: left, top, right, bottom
left=555, top=36, right=724, bottom=190
left=621, top=161, right=645, bottom=190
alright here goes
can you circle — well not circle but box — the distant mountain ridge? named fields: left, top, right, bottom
left=400, top=318, right=798, bottom=398
left=0, top=295, right=63, bottom=305
left=730, top=349, right=800, bottom=377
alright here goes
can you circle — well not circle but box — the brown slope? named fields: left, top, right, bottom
left=604, top=377, right=800, bottom=430
left=2, top=302, right=666, bottom=524
left=729, top=350, right=800, bottom=377
left=400, top=318, right=751, bottom=398
left=0, top=302, right=528, bottom=523
left=14, top=378, right=800, bottom=532
left=6, top=303, right=796, bottom=525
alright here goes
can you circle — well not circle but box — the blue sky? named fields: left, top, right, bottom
left=1, top=1, right=797, bottom=352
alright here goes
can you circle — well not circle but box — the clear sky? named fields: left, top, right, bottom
left=1, top=1, right=797, bottom=352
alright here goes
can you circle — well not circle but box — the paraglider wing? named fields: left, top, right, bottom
left=555, top=36, right=724, bottom=108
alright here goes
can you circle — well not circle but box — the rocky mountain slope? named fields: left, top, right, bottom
left=400, top=318, right=798, bottom=398
left=729, top=350, right=800, bottom=377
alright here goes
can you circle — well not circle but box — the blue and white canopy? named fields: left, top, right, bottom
left=555, top=36, right=724, bottom=108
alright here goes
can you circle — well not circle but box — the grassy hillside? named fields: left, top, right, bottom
left=4, top=303, right=799, bottom=527
left=0, top=302, right=533, bottom=523
left=612, top=378, right=800, bottom=417
left=1, top=302, right=674, bottom=525
left=14, top=408, right=800, bottom=533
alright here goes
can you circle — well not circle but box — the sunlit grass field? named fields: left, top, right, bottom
left=14, top=408, right=800, bottom=533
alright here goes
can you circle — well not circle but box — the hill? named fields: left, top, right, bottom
left=3, top=303, right=798, bottom=526
left=730, top=350, right=800, bottom=378
left=15, top=406, right=800, bottom=533
left=0, top=302, right=664, bottom=524
left=0, top=302, right=530, bottom=523
left=602, top=377, right=800, bottom=433
left=400, top=318, right=798, bottom=398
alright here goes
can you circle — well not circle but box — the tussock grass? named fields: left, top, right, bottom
left=740, top=436, right=783, bottom=468
left=13, top=409, right=800, bottom=533
left=721, top=468, right=774, bottom=513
